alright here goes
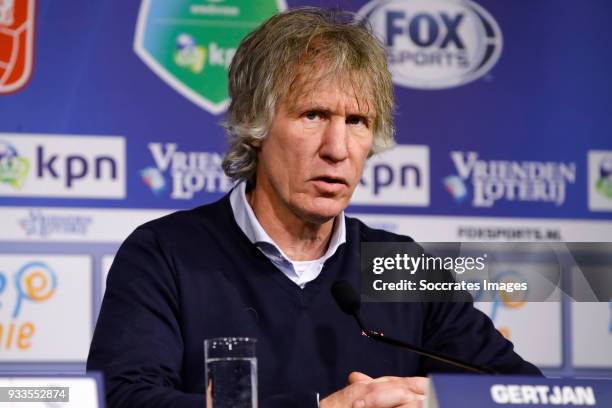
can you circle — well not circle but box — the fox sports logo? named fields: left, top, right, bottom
left=358, top=0, right=503, bottom=89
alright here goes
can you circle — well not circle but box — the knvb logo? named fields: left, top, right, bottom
left=0, top=262, right=56, bottom=351
left=352, top=145, right=430, bottom=206
left=0, top=134, right=126, bottom=199
left=142, top=142, right=233, bottom=199
left=444, top=152, right=576, bottom=208
left=0, top=0, right=35, bottom=94
left=358, top=0, right=502, bottom=89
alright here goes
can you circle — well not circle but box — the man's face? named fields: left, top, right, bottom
left=253, top=77, right=374, bottom=224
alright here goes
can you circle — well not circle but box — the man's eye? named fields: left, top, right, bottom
left=304, top=111, right=320, bottom=121
left=346, top=116, right=367, bottom=126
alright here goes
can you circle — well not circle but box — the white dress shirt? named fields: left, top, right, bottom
left=229, top=181, right=346, bottom=288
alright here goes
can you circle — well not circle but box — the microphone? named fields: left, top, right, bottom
left=331, top=280, right=496, bottom=375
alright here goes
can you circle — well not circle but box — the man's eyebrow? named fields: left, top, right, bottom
left=294, top=104, right=332, bottom=114
left=290, top=103, right=375, bottom=118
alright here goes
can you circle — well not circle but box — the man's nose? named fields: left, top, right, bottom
left=319, top=118, right=349, bottom=163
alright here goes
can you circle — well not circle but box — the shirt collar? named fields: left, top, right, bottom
left=229, top=181, right=346, bottom=262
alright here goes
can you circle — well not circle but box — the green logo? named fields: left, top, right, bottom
left=596, top=161, right=612, bottom=199
left=596, top=178, right=612, bottom=198
left=134, top=0, right=285, bottom=114
left=0, top=141, right=29, bottom=188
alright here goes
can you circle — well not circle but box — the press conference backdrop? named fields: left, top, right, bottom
left=0, top=0, right=611, bottom=378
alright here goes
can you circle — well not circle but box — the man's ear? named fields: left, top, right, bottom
left=250, top=137, right=263, bottom=149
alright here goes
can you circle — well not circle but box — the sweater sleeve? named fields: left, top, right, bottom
left=262, top=391, right=320, bottom=407
left=87, top=226, right=205, bottom=408
left=418, top=300, right=542, bottom=376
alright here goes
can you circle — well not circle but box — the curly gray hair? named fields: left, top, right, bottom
left=222, top=7, right=395, bottom=184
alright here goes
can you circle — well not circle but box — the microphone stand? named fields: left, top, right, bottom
left=352, top=313, right=497, bottom=375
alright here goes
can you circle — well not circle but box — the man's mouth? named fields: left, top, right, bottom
left=311, top=176, right=348, bottom=194
left=313, top=176, right=348, bottom=185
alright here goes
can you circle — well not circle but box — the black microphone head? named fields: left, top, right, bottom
left=331, top=280, right=361, bottom=316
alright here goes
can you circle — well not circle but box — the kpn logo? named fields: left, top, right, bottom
left=588, top=150, right=612, bottom=212
left=358, top=0, right=502, bottom=89
left=352, top=145, right=429, bottom=206
left=0, top=134, right=126, bottom=199
left=134, top=0, right=286, bottom=114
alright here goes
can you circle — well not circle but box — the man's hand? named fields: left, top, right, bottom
left=319, top=372, right=428, bottom=408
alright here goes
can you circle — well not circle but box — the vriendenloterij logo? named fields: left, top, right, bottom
left=0, top=140, right=29, bottom=188
left=0, top=0, right=35, bottom=94
left=133, top=0, right=286, bottom=114
left=141, top=142, right=233, bottom=199
left=357, top=0, right=502, bottom=89
left=444, top=151, right=576, bottom=208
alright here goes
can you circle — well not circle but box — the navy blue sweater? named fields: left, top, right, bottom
left=87, top=195, right=540, bottom=407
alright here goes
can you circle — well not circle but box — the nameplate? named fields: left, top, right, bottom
left=426, top=374, right=612, bottom=407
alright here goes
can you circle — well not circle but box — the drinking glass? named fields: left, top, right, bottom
left=204, top=337, right=257, bottom=408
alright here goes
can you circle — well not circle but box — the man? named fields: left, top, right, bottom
left=88, top=8, right=540, bottom=408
